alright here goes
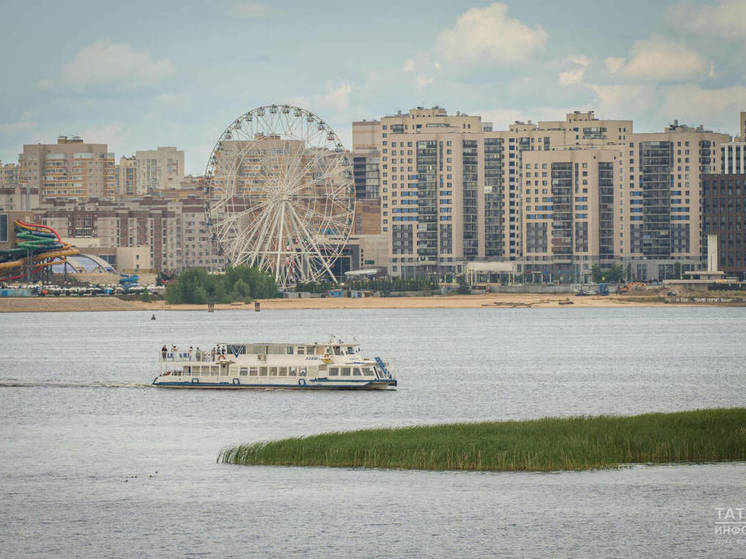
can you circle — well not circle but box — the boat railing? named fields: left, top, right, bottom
left=160, top=352, right=217, bottom=363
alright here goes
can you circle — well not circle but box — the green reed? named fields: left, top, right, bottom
left=219, top=408, right=746, bottom=472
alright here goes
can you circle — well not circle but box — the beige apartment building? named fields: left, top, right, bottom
left=618, top=123, right=729, bottom=280
left=520, top=147, right=623, bottom=282
left=20, top=136, right=115, bottom=201
left=35, top=195, right=221, bottom=273
left=134, top=146, right=184, bottom=193
left=355, top=106, right=631, bottom=278
left=116, top=156, right=137, bottom=197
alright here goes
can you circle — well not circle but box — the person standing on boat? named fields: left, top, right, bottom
left=161, top=345, right=167, bottom=360
left=211, top=346, right=216, bottom=361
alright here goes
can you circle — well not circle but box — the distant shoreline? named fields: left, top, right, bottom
left=1, top=293, right=743, bottom=312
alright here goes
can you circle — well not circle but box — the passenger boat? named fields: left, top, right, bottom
left=152, top=339, right=397, bottom=390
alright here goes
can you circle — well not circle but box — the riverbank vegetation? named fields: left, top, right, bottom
left=219, top=408, right=746, bottom=472
left=165, top=266, right=278, bottom=304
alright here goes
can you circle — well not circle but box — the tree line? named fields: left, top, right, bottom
left=165, top=266, right=279, bottom=304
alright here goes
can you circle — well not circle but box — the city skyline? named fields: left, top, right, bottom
left=2, top=0, right=746, bottom=174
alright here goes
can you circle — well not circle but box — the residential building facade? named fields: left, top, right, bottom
left=702, top=173, right=746, bottom=279
left=20, top=136, right=115, bottom=201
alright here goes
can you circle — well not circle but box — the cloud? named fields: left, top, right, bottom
left=61, top=41, right=175, bottom=88
left=558, top=55, right=590, bottom=87
left=608, top=36, right=710, bottom=82
left=0, top=118, right=35, bottom=135
left=604, top=57, right=625, bottom=74
left=661, top=84, right=746, bottom=127
left=37, top=78, right=54, bottom=90
left=78, top=122, right=129, bottom=150
left=435, top=3, right=547, bottom=66
left=402, top=58, right=415, bottom=73
left=585, top=83, right=658, bottom=118
left=225, top=1, right=268, bottom=18
left=288, top=81, right=352, bottom=117
left=670, top=0, right=746, bottom=38
left=477, top=107, right=568, bottom=129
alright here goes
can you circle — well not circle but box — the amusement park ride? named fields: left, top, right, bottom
left=0, top=220, right=79, bottom=283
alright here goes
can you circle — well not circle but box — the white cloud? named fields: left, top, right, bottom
left=78, top=122, right=129, bottom=150
left=0, top=118, right=35, bottom=135
left=604, top=57, right=625, bottom=74
left=586, top=83, right=658, bottom=118
left=402, top=58, right=415, bottom=73
left=435, top=3, right=547, bottom=66
left=558, top=55, right=590, bottom=87
left=416, top=76, right=434, bottom=88
left=661, top=84, right=746, bottom=127
left=559, top=67, right=585, bottom=87
left=670, top=0, right=746, bottom=38
left=567, top=55, right=591, bottom=67
left=225, top=1, right=268, bottom=18
left=478, top=107, right=567, bottom=129
left=61, top=41, right=175, bottom=87
left=608, top=37, right=710, bottom=82
left=288, top=81, right=352, bottom=116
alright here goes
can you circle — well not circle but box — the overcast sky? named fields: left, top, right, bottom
left=2, top=0, right=745, bottom=174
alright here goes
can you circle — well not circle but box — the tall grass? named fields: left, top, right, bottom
left=219, top=408, right=746, bottom=472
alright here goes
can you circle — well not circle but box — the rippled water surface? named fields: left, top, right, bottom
left=1, top=307, right=745, bottom=557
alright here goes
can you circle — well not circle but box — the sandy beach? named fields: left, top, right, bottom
left=0, top=292, right=725, bottom=312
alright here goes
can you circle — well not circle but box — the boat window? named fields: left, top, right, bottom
left=373, top=367, right=381, bottom=378
left=183, top=366, right=191, bottom=375
left=288, top=367, right=296, bottom=376
left=307, top=346, right=315, bottom=355
left=269, top=367, right=277, bottom=376
left=333, top=346, right=342, bottom=355
left=299, top=368, right=307, bottom=376
left=286, top=346, right=294, bottom=355
left=363, top=367, right=374, bottom=376
left=297, top=346, right=305, bottom=355
left=279, top=367, right=287, bottom=376
left=353, top=368, right=362, bottom=376
left=341, top=367, right=351, bottom=376
left=259, top=367, right=267, bottom=376
left=211, top=366, right=219, bottom=376
left=329, top=367, right=339, bottom=376
left=346, top=346, right=355, bottom=355
left=240, top=367, right=248, bottom=376
left=249, top=367, right=258, bottom=376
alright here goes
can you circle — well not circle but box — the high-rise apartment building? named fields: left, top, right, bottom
left=20, top=136, right=115, bottom=201
left=520, top=147, right=623, bottom=282
left=134, top=146, right=184, bottom=193
left=702, top=173, right=746, bottom=280
left=116, top=156, right=137, bottom=197
left=352, top=120, right=381, bottom=200
left=362, top=106, right=630, bottom=278
left=620, top=123, right=729, bottom=280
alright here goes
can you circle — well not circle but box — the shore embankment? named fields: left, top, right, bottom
left=1, top=292, right=739, bottom=312
left=219, top=408, right=746, bottom=472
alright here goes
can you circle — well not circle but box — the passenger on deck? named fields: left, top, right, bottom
left=161, top=345, right=167, bottom=359
left=211, top=346, right=216, bottom=361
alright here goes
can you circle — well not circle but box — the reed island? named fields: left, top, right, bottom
left=219, top=408, right=746, bottom=472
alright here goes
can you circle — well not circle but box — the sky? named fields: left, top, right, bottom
left=1, top=0, right=746, bottom=175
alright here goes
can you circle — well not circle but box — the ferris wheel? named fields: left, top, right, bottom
left=205, top=104, right=355, bottom=289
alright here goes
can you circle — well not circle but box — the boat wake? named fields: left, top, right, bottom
left=0, top=380, right=152, bottom=389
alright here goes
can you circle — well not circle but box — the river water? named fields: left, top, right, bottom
left=1, top=307, right=744, bottom=558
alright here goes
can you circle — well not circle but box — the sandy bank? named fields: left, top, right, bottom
left=0, top=293, right=716, bottom=312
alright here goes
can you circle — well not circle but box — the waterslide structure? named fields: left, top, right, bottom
left=0, top=220, right=79, bottom=282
